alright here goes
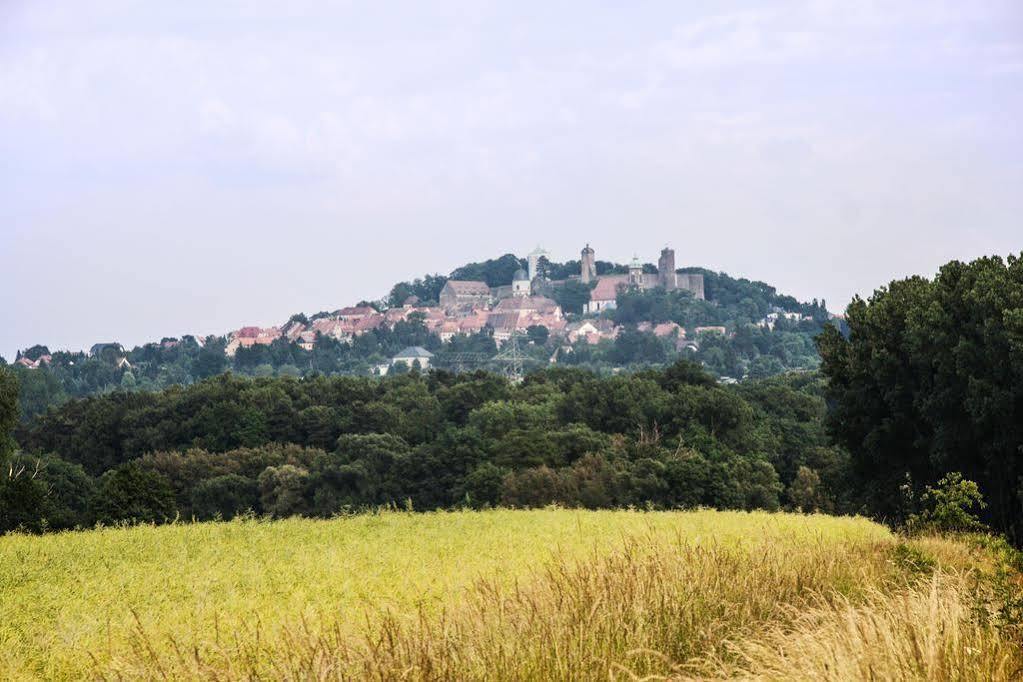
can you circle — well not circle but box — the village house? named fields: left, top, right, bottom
left=487, top=296, right=564, bottom=344
left=757, top=311, right=812, bottom=330
left=565, top=319, right=619, bottom=344
left=336, top=306, right=376, bottom=322
left=637, top=321, right=686, bottom=339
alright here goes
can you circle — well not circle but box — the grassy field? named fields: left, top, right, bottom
left=1, top=509, right=1020, bottom=680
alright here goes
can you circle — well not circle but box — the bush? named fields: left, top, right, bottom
left=907, top=472, right=987, bottom=534
left=89, top=462, right=177, bottom=525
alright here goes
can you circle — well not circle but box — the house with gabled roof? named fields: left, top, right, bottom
left=439, top=280, right=492, bottom=311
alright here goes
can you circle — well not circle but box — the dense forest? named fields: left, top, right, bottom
left=6, top=254, right=831, bottom=421
left=3, top=362, right=846, bottom=532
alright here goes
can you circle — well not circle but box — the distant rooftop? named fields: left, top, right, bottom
left=393, top=346, right=434, bottom=359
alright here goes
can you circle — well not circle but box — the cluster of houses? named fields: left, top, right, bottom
left=224, top=296, right=736, bottom=359
left=10, top=244, right=812, bottom=367
left=224, top=244, right=711, bottom=357
left=225, top=297, right=575, bottom=357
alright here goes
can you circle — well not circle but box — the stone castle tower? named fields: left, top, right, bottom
left=658, top=247, right=677, bottom=290
left=580, top=244, right=596, bottom=284
left=527, top=245, right=549, bottom=282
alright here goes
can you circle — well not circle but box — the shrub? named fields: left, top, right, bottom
left=907, top=472, right=986, bottom=534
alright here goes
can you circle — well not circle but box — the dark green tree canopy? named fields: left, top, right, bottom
left=818, top=253, right=1023, bottom=541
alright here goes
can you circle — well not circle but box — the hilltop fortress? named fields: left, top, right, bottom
left=439, top=245, right=705, bottom=313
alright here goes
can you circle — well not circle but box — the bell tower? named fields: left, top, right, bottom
left=628, top=255, right=643, bottom=286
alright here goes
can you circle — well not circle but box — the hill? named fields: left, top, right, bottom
left=5, top=252, right=833, bottom=421
left=2, top=509, right=1019, bottom=680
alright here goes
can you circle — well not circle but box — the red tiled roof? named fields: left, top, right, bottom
left=338, top=306, right=376, bottom=317
left=486, top=312, right=521, bottom=332
left=355, top=314, right=385, bottom=332
left=493, top=296, right=560, bottom=314
left=459, top=315, right=488, bottom=332
left=590, top=275, right=629, bottom=302
left=444, top=280, right=491, bottom=295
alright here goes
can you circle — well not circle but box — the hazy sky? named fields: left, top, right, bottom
left=2, top=1, right=1021, bottom=360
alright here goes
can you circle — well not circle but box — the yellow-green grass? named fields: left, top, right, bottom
left=6, top=509, right=1021, bottom=681
left=0, top=509, right=887, bottom=679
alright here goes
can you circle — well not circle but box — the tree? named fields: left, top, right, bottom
left=551, top=280, right=592, bottom=315
left=89, top=462, right=177, bottom=525
left=461, top=462, right=506, bottom=507
left=907, top=472, right=987, bottom=534
left=526, top=325, right=550, bottom=346
left=258, top=464, right=309, bottom=517
left=0, top=367, right=18, bottom=467
left=194, top=337, right=228, bottom=379
left=787, top=465, right=824, bottom=512
left=818, top=253, right=1023, bottom=540
left=609, top=330, right=667, bottom=365
left=0, top=469, right=50, bottom=533
left=191, top=474, right=259, bottom=520
left=449, top=254, right=524, bottom=288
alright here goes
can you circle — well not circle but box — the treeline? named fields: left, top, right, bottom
left=2, top=361, right=851, bottom=532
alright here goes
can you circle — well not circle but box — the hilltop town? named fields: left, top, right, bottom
left=223, top=245, right=736, bottom=363
left=8, top=244, right=833, bottom=418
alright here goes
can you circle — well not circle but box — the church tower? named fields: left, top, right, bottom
left=580, top=244, right=596, bottom=284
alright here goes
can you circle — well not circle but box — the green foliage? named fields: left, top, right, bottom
left=907, top=472, right=987, bottom=534
left=450, top=254, right=524, bottom=288
left=0, top=366, right=18, bottom=466
left=7, top=361, right=852, bottom=529
left=0, top=471, right=50, bottom=534
left=526, top=325, right=550, bottom=346
left=89, top=462, right=177, bottom=525
left=818, top=253, right=1023, bottom=541
left=609, top=329, right=668, bottom=365
left=550, top=279, right=593, bottom=315
left=387, top=274, right=449, bottom=307
left=191, top=474, right=258, bottom=520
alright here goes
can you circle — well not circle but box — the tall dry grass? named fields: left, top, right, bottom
left=683, top=570, right=1023, bottom=681
left=4, top=510, right=1019, bottom=681
left=112, top=532, right=905, bottom=680
left=0, top=509, right=886, bottom=680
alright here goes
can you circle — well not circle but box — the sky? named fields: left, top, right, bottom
left=1, top=0, right=1021, bottom=360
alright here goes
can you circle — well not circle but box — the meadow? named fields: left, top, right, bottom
left=1, top=509, right=1020, bottom=680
